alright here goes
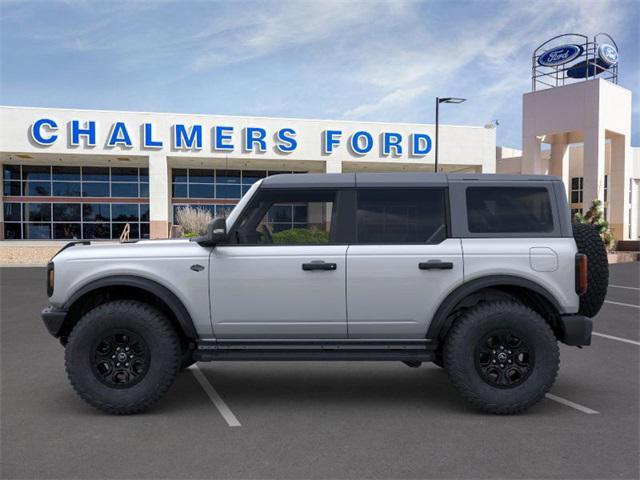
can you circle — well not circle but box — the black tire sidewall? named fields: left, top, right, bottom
left=66, top=301, right=180, bottom=412
left=572, top=223, right=609, bottom=317
left=445, top=302, right=559, bottom=413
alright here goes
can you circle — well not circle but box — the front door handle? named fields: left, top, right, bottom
left=419, top=260, right=454, bottom=270
left=302, top=261, right=337, bottom=271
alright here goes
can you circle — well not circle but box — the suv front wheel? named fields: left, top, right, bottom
left=65, top=300, right=181, bottom=414
left=444, top=301, right=559, bottom=414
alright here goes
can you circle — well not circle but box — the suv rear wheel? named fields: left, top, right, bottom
left=444, top=301, right=559, bottom=414
left=65, top=300, right=181, bottom=414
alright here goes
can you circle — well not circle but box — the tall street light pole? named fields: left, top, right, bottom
left=435, top=97, right=466, bottom=173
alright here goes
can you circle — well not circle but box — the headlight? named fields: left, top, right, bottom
left=47, top=262, right=55, bottom=297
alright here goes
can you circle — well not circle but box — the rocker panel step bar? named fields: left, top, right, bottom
left=193, top=339, right=435, bottom=362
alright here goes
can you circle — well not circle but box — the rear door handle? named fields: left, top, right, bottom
left=302, top=261, right=337, bottom=271
left=419, top=260, right=454, bottom=270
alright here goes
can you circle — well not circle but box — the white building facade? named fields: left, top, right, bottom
left=0, top=106, right=495, bottom=241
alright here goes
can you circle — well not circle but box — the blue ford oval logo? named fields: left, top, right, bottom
left=598, top=44, right=618, bottom=66
left=538, top=44, right=583, bottom=67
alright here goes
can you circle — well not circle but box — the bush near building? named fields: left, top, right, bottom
left=573, top=199, right=615, bottom=251
left=175, top=206, right=213, bottom=237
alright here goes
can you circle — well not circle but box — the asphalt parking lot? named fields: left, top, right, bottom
left=1, top=263, right=638, bottom=479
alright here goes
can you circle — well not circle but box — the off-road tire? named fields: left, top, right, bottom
left=444, top=301, right=559, bottom=414
left=572, top=223, right=609, bottom=317
left=65, top=300, right=181, bottom=414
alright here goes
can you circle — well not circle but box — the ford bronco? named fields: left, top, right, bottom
left=41, top=173, right=608, bottom=414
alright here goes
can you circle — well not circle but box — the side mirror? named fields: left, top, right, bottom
left=196, top=217, right=227, bottom=247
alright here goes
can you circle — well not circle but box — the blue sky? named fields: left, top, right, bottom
left=1, top=0, right=638, bottom=148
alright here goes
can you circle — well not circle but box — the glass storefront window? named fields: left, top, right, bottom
left=82, top=182, right=110, bottom=197
left=112, top=204, right=139, bottom=222
left=111, top=183, right=139, bottom=198
left=82, top=167, right=109, bottom=182
left=52, top=182, right=81, bottom=197
left=25, top=181, right=51, bottom=196
left=83, top=203, right=110, bottom=221
left=22, top=165, right=51, bottom=181
left=53, top=203, right=81, bottom=222
left=52, top=166, right=80, bottom=181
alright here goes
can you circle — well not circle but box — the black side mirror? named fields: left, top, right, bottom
left=196, top=217, right=227, bottom=247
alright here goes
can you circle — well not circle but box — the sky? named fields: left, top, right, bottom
left=1, top=0, right=638, bottom=149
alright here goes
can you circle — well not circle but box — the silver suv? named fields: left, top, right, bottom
left=41, top=173, right=609, bottom=415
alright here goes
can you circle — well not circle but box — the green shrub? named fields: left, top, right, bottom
left=573, top=199, right=615, bottom=251
left=271, top=228, right=329, bottom=244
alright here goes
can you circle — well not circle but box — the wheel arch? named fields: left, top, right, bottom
left=60, top=275, right=197, bottom=343
left=427, top=275, right=563, bottom=342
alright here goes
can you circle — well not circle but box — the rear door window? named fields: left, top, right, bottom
left=356, top=188, right=447, bottom=244
left=466, top=187, right=554, bottom=233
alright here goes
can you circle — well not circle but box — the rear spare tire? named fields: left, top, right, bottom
left=572, top=223, right=609, bottom=317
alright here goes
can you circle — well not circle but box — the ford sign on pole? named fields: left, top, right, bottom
left=537, top=44, right=583, bottom=67
left=598, top=44, right=619, bottom=66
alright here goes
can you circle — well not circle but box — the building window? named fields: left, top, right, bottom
left=604, top=175, right=608, bottom=203
left=570, top=177, right=583, bottom=204
left=170, top=168, right=300, bottom=224
left=2, top=164, right=149, bottom=240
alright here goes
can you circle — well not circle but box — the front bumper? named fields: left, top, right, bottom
left=41, top=306, right=68, bottom=338
left=558, top=314, right=592, bottom=346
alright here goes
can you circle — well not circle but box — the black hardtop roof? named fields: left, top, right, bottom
left=260, top=172, right=560, bottom=189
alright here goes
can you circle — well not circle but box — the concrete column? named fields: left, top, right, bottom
left=582, top=127, right=606, bottom=214
left=609, top=134, right=631, bottom=240
left=522, top=135, right=543, bottom=173
left=549, top=134, right=570, bottom=196
left=148, top=153, right=170, bottom=239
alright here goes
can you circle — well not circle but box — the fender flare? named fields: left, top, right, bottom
left=426, top=275, right=563, bottom=341
left=64, top=275, right=197, bottom=339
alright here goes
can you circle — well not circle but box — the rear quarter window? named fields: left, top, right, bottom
left=466, top=186, right=554, bottom=234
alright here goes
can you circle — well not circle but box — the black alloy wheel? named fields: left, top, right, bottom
left=475, top=330, right=533, bottom=388
left=91, top=330, right=150, bottom=388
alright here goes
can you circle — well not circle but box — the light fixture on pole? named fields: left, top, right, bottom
left=435, top=97, right=466, bottom=172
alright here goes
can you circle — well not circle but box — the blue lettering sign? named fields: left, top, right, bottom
left=275, top=128, right=297, bottom=153
left=350, top=131, right=373, bottom=155
left=107, top=122, right=132, bottom=148
left=173, top=124, right=202, bottom=150
left=382, top=132, right=403, bottom=156
left=143, top=123, right=163, bottom=148
left=323, top=130, right=342, bottom=154
left=30, top=118, right=58, bottom=145
left=244, top=127, right=267, bottom=152
left=214, top=126, right=234, bottom=151
left=71, top=120, right=96, bottom=147
left=411, top=133, right=432, bottom=156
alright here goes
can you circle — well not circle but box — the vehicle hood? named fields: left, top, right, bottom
left=52, top=239, right=208, bottom=262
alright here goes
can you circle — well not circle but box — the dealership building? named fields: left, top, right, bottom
left=0, top=106, right=495, bottom=241
left=0, top=34, right=638, bottom=246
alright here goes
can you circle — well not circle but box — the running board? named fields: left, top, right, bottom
left=193, top=339, right=435, bottom=362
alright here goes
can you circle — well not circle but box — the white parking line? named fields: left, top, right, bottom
left=609, top=284, right=640, bottom=291
left=189, top=364, right=241, bottom=427
left=545, top=393, right=600, bottom=414
left=604, top=300, right=640, bottom=309
left=593, top=332, right=640, bottom=346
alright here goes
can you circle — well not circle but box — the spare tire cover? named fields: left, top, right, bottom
left=572, top=223, right=609, bottom=317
